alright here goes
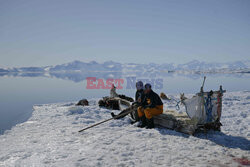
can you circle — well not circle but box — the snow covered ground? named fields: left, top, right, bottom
left=0, top=91, right=249, bottom=167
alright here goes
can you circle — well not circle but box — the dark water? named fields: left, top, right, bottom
left=0, top=71, right=249, bottom=134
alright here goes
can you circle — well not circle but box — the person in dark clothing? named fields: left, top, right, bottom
left=137, top=83, right=163, bottom=129
left=134, top=81, right=145, bottom=105
left=111, top=81, right=144, bottom=120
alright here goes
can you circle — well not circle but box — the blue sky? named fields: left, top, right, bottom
left=0, top=0, right=250, bottom=67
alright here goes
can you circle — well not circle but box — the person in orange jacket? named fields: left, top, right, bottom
left=137, top=83, right=163, bottom=129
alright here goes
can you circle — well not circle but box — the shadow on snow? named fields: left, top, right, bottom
left=157, top=127, right=250, bottom=151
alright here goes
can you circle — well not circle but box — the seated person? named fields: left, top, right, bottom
left=137, top=83, right=163, bottom=129
left=111, top=81, right=144, bottom=120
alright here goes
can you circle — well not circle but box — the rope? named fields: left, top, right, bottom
left=204, top=95, right=213, bottom=123
left=171, top=98, right=181, bottom=110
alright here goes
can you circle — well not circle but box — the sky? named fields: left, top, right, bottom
left=0, top=0, right=250, bottom=67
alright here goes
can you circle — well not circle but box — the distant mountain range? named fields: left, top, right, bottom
left=0, top=60, right=249, bottom=82
left=1, top=60, right=250, bottom=73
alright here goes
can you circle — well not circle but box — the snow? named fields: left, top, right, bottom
left=0, top=92, right=249, bottom=166
left=107, top=65, right=115, bottom=68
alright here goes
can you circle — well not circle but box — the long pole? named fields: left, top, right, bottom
left=201, top=76, right=206, bottom=120
left=78, top=117, right=114, bottom=132
left=78, top=105, right=136, bottom=133
left=202, top=76, right=206, bottom=89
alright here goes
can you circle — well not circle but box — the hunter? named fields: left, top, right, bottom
left=111, top=81, right=145, bottom=120
left=137, top=83, right=163, bottom=129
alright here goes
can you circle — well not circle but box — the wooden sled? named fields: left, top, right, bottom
left=154, top=110, right=197, bottom=135
left=117, top=87, right=225, bottom=135
left=107, top=78, right=225, bottom=135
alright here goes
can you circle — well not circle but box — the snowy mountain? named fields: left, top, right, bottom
left=43, top=59, right=250, bottom=71
left=175, top=60, right=249, bottom=71
left=0, top=68, right=9, bottom=73
left=1, top=60, right=250, bottom=75
left=49, top=60, right=122, bottom=72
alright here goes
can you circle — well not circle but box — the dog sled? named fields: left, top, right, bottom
left=154, top=84, right=225, bottom=135
left=118, top=77, right=226, bottom=135
left=79, top=77, right=226, bottom=135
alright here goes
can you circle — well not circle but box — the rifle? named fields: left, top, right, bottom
left=78, top=104, right=138, bottom=132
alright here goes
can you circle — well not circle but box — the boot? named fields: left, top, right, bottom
left=137, top=115, right=147, bottom=128
left=146, top=118, right=155, bottom=129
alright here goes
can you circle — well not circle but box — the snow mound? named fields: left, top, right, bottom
left=67, top=106, right=84, bottom=115
left=0, top=92, right=249, bottom=167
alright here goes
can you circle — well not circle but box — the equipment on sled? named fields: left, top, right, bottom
left=180, top=77, right=225, bottom=130
left=154, top=77, right=226, bottom=134
left=99, top=85, right=134, bottom=110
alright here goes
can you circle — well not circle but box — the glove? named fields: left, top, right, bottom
left=132, top=102, right=138, bottom=106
